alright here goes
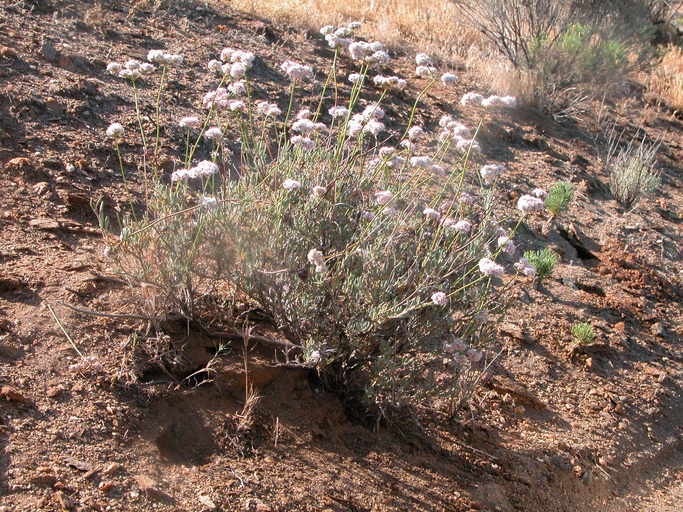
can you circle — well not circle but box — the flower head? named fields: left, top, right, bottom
left=329, top=106, right=349, bottom=119
left=460, top=92, right=484, bottom=106
left=416, top=65, right=436, bottom=78
left=348, top=73, right=362, bottom=84
left=478, top=257, right=505, bottom=278
left=363, top=119, right=385, bottom=137
left=517, top=194, right=545, bottom=214
left=204, top=127, right=223, bottom=140
left=441, top=72, right=457, bottom=86
left=282, top=179, right=302, bottom=191
left=311, top=186, right=327, bottom=198
left=408, top=126, right=424, bottom=141
left=431, top=292, right=448, bottom=306
left=228, top=80, right=247, bottom=96
left=532, top=188, right=547, bottom=199
left=290, top=135, right=315, bottom=151
left=415, top=53, right=433, bottom=66
left=423, top=207, right=441, bottom=220
left=179, top=116, right=200, bottom=129
left=480, top=164, right=505, bottom=184
left=200, top=196, right=218, bottom=209
left=139, top=63, right=155, bottom=74
left=374, top=190, right=393, bottom=205
left=307, top=248, right=327, bottom=273
left=292, top=118, right=316, bottom=135
left=106, top=122, right=124, bottom=139
left=280, top=60, right=314, bottom=82
left=193, top=160, right=219, bottom=177
left=208, top=59, right=222, bottom=73
left=497, top=236, right=517, bottom=255
left=106, top=62, right=122, bottom=75
left=410, top=156, right=433, bottom=168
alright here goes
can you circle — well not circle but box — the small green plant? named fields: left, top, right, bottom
left=544, top=181, right=574, bottom=217
left=523, top=248, right=558, bottom=281
left=604, top=128, right=661, bottom=210
left=571, top=322, right=595, bottom=344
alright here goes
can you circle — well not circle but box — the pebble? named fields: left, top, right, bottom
left=103, top=462, right=121, bottom=476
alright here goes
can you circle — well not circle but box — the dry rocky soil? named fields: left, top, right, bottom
left=0, top=1, right=681, bottom=511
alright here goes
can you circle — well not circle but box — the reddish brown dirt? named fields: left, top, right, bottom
left=1, top=1, right=681, bottom=511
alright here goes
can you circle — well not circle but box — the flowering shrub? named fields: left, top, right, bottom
left=98, top=34, right=546, bottom=416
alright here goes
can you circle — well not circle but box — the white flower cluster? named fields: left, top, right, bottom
left=255, top=101, right=282, bottom=117
left=291, top=135, right=316, bottom=151
left=442, top=218, right=472, bottom=234
left=217, top=48, right=256, bottom=79
left=415, top=53, right=437, bottom=78
left=147, top=49, right=183, bottom=66
left=372, top=75, right=407, bottom=90
left=437, top=115, right=480, bottom=153
left=348, top=41, right=390, bottom=66
left=204, top=127, right=223, bottom=140
left=328, top=106, right=350, bottom=119
left=106, top=122, right=124, bottom=139
left=171, top=160, right=219, bottom=182
left=107, top=57, right=158, bottom=80
left=179, top=116, right=200, bottom=129
left=441, top=72, right=457, bottom=86
left=443, top=337, right=483, bottom=363
left=321, top=23, right=359, bottom=50
left=482, top=95, right=517, bottom=108
left=517, top=194, right=545, bottom=214
left=291, top=117, right=327, bottom=136
left=307, top=248, right=328, bottom=273
left=431, top=291, right=448, bottom=306
left=497, top=235, right=517, bottom=256
left=514, top=257, right=536, bottom=277
left=480, top=164, right=506, bottom=184
left=461, top=92, right=517, bottom=109
left=374, top=190, right=393, bottom=205
left=478, top=257, right=505, bottom=278
left=200, top=196, right=218, bottom=209
left=346, top=105, right=385, bottom=138
left=202, top=88, right=245, bottom=111
left=532, top=188, right=547, bottom=199
left=280, top=60, right=314, bottom=82
left=228, top=80, right=247, bottom=96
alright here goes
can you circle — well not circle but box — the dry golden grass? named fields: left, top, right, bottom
left=646, top=45, right=683, bottom=114
left=226, top=0, right=482, bottom=62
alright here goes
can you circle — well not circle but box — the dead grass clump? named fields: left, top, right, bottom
left=646, top=45, right=683, bottom=114
left=226, top=0, right=480, bottom=62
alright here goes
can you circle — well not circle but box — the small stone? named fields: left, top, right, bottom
left=0, top=46, right=17, bottom=59
left=0, top=385, right=28, bottom=402
left=650, top=322, right=665, bottom=337
left=585, top=357, right=593, bottom=369
left=198, top=495, right=217, bottom=509
left=98, top=480, right=114, bottom=493
left=47, top=386, right=63, bottom=398
left=33, top=182, right=51, bottom=196
left=103, top=462, right=121, bottom=476
left=29, top=471, right=57, bottom=487
left=41, top=39, right=59, bottom=62
left=513, top=405, right=526, bottom=415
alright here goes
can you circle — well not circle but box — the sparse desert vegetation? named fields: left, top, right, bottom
left=0, top=1, right=681, bottom=511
